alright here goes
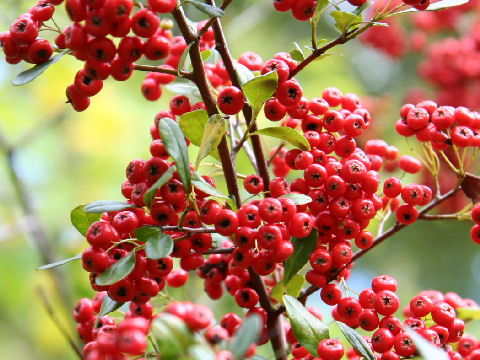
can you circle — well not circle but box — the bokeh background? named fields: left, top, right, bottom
left=0, top=0, right=478, bottom=359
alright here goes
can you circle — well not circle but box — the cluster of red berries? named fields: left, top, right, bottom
left=0, top=1, right=56, bottom=65
left=272, top=0, right=369, bottom=20
left=361, top=18, right=407, bottom=58
left=470, top=203, right=480, bottom=244
left=395, top=100, right=480, bottom=150
left=314, top=275, right=480, bottom=360
left=74, top=292, right=150, bottom=359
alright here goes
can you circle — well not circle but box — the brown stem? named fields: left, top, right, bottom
left=207, top=0, right=271, bottom=192
left=196, top=0, right=233, bottom=40
left=133, top=63, right=193, bottom=80
left=172, top=7, right=241, bottom=208
left=36, top=286, right=82, bottom=358
left=248, top=269, right=287, bottom=360
left=203, top=247, right=234, bottom=254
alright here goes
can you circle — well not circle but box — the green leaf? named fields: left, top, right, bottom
left=336, top=322, right=375, bottom=360
left=166, top=83, right=202, bottom=103
left=188, top=344, right=216, bottom=360
left=235, top=62, right=255, bottom=86
left=37, top=254, right=81, bottom=270
left=284, top=229, right=318, bottom=285
left=97, top=294, right=123, bottom=319
left=200, top=49, right=212, bottom=62
left=204, top=48, right=221, bottom=64
left=143, top=166, right=177, bottom=208
left=290, top=42, right=305, bottom=61
left=178, top=42, right=193, bottom=72
left=230, top=314, right=262, bottom=359
left=251, top=127, right=311, bottom=151
left=12, top=50, right=68, bottom=86
left=151, top=314, right=194, bottom=359
left=312, top=0, right=330, bottom=22
left=188, top=0, right=224, bottom=17
left=330, top=11, right=362, bottom=33
left=242, top=71, right=278, bottom=117
left=70, top=205, right=101, bottom=236
left=195, top=114, right=226, bottom=169
left=456, top=308, right=480, bottom=322
left=84, top=200, right=135, bottom=213
left=191, top=172, right=229, bottom=199
left=404, top=327, right=449, bottom=360
left=279, top=193, right=313, bottom=205
left=135, top=226, right=174, bottom=260
left=159, top=118, right=191, bottom=192
left=396, top=0, right=468, bottom=13
left=270, top=274, right=306, bottom=303
left=180, top=110, right=209, bottom=145
left=95, top=251, right=136, bottom=286
left=284, top=295, right=330, bottom=356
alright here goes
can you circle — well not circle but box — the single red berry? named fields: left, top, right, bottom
left=243, top=174, right=264, bottom=194
left=218, top=86, right=245, bottom=115
left=214, top=209, right=239, bottom=236
left=317, top=338, right=344, bottom=360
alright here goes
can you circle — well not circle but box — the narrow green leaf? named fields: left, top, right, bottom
left=96, top=251, right=136, bottom=286
left=191, top=172, right=229, bottom=199
left=279, top=193, right=313, bottom=205
left=188, top=0, right=224, bottom=17
left=242, top=71, right=278, bottom=117
left=178, top=42, right=193, bottom=71
left=251, top=127, right=311, bottom=151
left=166, top=82, right=202, bottom=103
left=13, top=50, right=68, bottom=86
left=159, top=118, right=191, bottom=192
left=396, top=0, right=468, bottom=13
left=70, top=205, right=101, bottom=236
left=235, top=62, right=255, bottom=85
left=135, top=226, right=174, bottom=260
left=195, top=114, right=226, bottom=169
left=336, top=321, right=375, bottom=360
left=84, top=200, right=135, bottom=213
left=200, top=49, right=212, bottom=62
left=188, top=344, right=216, bottom=360
left=230, top=314, right=262, bottom=359
left=456, top=308, right=480, bottom=322
left=284, top=295, right=330, bottom=356
left=143, top=166, right=177, bottom=208
left=404, top=327, right=449, bottom=360
left=97, top=294, right=123, bottom=319
left=37, top=254, right=81, bottom=270
left=283, top=229, right=318, bottom=285
left=330, top=11, right=362, bottom=33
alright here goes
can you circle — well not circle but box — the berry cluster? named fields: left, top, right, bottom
left=313, top=275, right=480, bottom=360
left=470, top=203, right=480, bottom=244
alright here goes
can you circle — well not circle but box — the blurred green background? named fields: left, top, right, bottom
left=0, top=1, right=478, bottom=359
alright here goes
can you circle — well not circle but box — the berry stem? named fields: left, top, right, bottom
left=172, top=6, right=242, bottom=208
left=133, top=63, right=193, bottom=80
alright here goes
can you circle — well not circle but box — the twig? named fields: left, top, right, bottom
left=133, top=64, right=193, bottom=80
left=234, top=118, right=258, bottom=173
left=203, top=247, right=235, bottom=254
left=267, top=142, right=286, bottom=166
left=36, top=286, right=82, bottom=358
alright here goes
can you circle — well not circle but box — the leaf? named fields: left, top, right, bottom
left=151, top=314, right=193, bottom=359
left=235, top=62, right=255, bottom=86
left=180, top=110, right=209, bottom=145
left=270, top=274, right=306, bottom=303
left=178, top=42, right=193, bottom=72
left=70, top=205, right=101, bottom=236
left=242, top=71, right=279, bottom=117
left=404, top=327, right=449, bottom=360
left=353, top=0, right=372, bottom=15
left=200, top=49, right=212, bottom=62
left=279, top=193, right=313, bottom=205
left=195, top=114, right=226, bottom=169
left=230, top=314, right=262, bottom=359
left=84, top=200, right=135, bottom=213
left=284, top=295, right=330, bottom=356
left=461, top=172, right=480, bottom=203
left=314, top=53, right=344, bottom=61
left=95, top=251, right=136, bottom=286
left=336, top=321, right=375, bottom=360
left=188, top=0, right=224, bottom=17
left=191, top=172, right=229, bottom=199
left=312, top=0, right=330, bottom=22
left=37, top=254, right=81, bottom=270
left=291, top=42, right=305, bottom=61
left=143, top=166, right=177, bottom=208
left=251, top=127, right=311, bottom=151
left=159, top=118, right=191, bottom=192
left=13, top=50, right=68, bottom=86
left=456, top=308, right=480, bottom=322
left=283, top=229, right=318, bottom=285
left=330, top=11, right=362, bottom=33
left=166, top=83, right=202, bottom=103
left=188, top=344, right=216, bottom=360
left=135, top=226, right=174, bottom=260
left=97, top=294, right=123, bottom=319
left=396, top=0, right=468, bottom=13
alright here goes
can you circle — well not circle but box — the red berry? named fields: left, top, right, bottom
left=218, top=86, right=245, bottom=115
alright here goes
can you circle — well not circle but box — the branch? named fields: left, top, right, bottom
left=133, top=63, right=193, bottom=80
left=207, top=0, right=271, bottom=192
left=203, top=247, right=234, bottom=254
left=161, top=225, right=216, bottom=233
left=196, top=0, right=233, bottom=40
left=171, top=6, right=241, bottom=208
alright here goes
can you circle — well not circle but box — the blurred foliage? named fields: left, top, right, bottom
left=0, top=1, right=477, bottom=359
